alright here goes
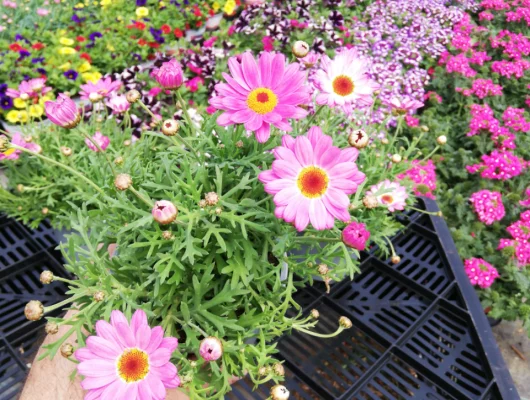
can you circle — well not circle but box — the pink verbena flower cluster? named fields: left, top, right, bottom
left=464, top=258, right=499, bottom=289
left=490, top=30, right=530, bottom=60
left=466, top=150, right=526, bottom=180
left=498, top=211, right=530, bottom=266
left=456, top=79, right=503, bottom=99
left=502, top=107, right=530, bottom=132
left=397, top=160, right=437, bottom=199
left=469, top=190, right=505, bottom=225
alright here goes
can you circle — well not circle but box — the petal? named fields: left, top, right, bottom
left=95, top=320, right=119, bottom=345
left=254, top=122, right=271, bottom=143
left=130, top=310, right=148, bottom=335
left=328, top=162, right=359, bottom=179
left=337, top=147, right=359, bottom=163
left=150, top=348, right=171, bottom=367
left=273, top=147, right=301, bottom=167
left=115, top=322, right=136, bottom=348
left=323, top=187, right=350, bottom=210
left=136, top=324, right=152, bottom=350
left=281, top=134, right=295, bottom=150
left=306, top=126, right=323, bottom=146
left=241, top=52, right=260, bottom=89
left=232, top=108, right=255, bottom=123
left=313, top=135, right=333, bottom=165
left=101, top=379, right=128, bottom=400
left=110, top=310, right=128, bottom=328
left=318, top=147, right=341, bottom=169
left=138, top=380, right=153, bottom=400
left=309, top=199, right=328, bottom=230
left=217, top=112, right=234, bottom=126
left=227, top=57, right=250, bottom=91
left=259, top=52, right=273, bottom=88
left=331, top=178, right=359, bottom=193
left=264, top=178, right=294, bottom=195
left=258, top=169, right=278, bottom=184
left=81, top=375, right=118, bottom=390
left=75, top=348, right=98, bottom=362
left=121, top=383, right=139, bottom=400
left=145, top=326, right=164, bottom=353
left=274, top=187, right=300, bottom=207
left=282, top=196, right=300, bottom=223
left=145, top=373, right=166, bottom=400
left=269, top=54, right=285, bottom=89
left=272, top=160, right=299, bottom=179
left=159, top=337, right=179, bottom=353
left=152, top=363, right=178, bottom=382
left=78, top=360, right=116, bottom=377
left=294, top=197, right=310, bottom=231
left=294, top=136, right=313, bottom=166
left=85, top=386, right=106, bottom=400
left=86, top=336, right=121, bottom=359
left=244, top=113, right=264, bottom=131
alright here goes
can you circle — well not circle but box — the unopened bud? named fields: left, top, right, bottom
left=436, top=135, right=447, bottom=145
left=162, top=231, right=174, bottom=240
left=0, top=136, right=9, bottom=152
left=235, top=140, right=244, bottom=148
left=114, top=156, right=124, bottom=166
left=199, top=199, right=207, bottom=208
left=24, top=300, right=44, bottom=321
left=258, top=366, right=269, bottom=376
left=310, top=309, right=320, bottom=319
left=391, top=154, right=402, bottom=163
left=93, top=291, right=105, bottom=302
left=114, top=174, right=132, bottom=191
left=24, top=135, right=33, bottom=143
left=381, top=138, right=389, bottom=145
left=60, top=343, right=74, bottom=358
left=436, top=211, right=443, bottom=217
left=42, top=207, right=49, bottom=215
left=152, top=200, right=178, bottom=225
left=205, top=192, right=219, bottom=206
left=124, top=139, right=131, bottom=147
left=60, top=146, right=72, bottom=156
left=363, top=195, right=378, bottom=209
left=189, top=360, right=197, bottom=368
left=348, top=203, right=357, bottom=210
left=20, top=93, right=29, bottom=101
left=391, top=255, right=401, bottom=264
left=273, top=363, right=285, bottom=377
left=40, top=270, right=54, bottom=284
left=317, top=264, right=329, bottom=275
left=45, top=322, right=59, bottom=335
left=17, top=184, right=24, bottom=193
left=421, top=125, right=429, bottom=132
left=348, top=129, right=369, bottom=149
left=126, top=89, right=141, bottom=103
left=271, top=385, right=290, bottom=400
left=89, top=92, right=103, bottom=103
left=215, top=207, right=222, bottom=215
left=161, top=119, right=179, bottom=136
left=292, top=40, right=310, bottom=58
left=339, top=316, right=353, bottom=329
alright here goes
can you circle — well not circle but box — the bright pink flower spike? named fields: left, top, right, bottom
left=259, top=127, right=365, bottom=231
left=75, top=309, right=180, bottom=400
left=210, top=52, right=310, bottom=143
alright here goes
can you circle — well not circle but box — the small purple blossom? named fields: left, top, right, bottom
left=64, top=70, right=78, bottom=81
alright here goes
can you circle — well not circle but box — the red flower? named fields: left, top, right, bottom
left=32, top=43, right=45, bottom=50
left=147, top=54, right=156, bottom=61
left=138, top=39, right=147, bottom=46
left=196, top=21, right=203, bottom=28
left=428, top=67, right=435, bottom=76
left=185, top=23, right=190, bottom=30
left=9, top=43, right=23, bottom=52
left=193, top=5, right=202, bottom=17
left=135, top=21, right=146, bottom=30
left=75, top=45, right=81, bottom=51
left=148, top=42, right=160, bottom=49
left=161, top=24, right=171, bottom=34
left=80, top=53, right=92, bottom=63
left=174, top=28, right=184, bottom=38
left=76, top=36, right=86, bottom=42
left=208, top=9, right=215, bottom=16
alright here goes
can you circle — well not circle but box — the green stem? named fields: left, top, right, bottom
left=79, top=130, right=116, bottom=175
left=383, top=235, right=397, bottom=258
left=174, top=133, right=201, bottom=162
left=137, top=100, right=160, bottom=123
left=422, top=145, right=440, bottom=162
left=174, top=317, right=208, bottom=337
left=43, top=292, right=89, bottom=313
left=294, top=326, right=345, bottom=338
left=407, top=206, right=441, bottom=216
left=303, top=105, right=325, bottom=132
left=176, top=90, right=198, bottom=137
left=11, top=145, right=105, bottom=196
left=388, top=115, right=404, bottom=151
left=128, top=185, right=154, bottom=208
left=293, top=236, right=340, bottom=243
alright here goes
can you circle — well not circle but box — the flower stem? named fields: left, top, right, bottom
left=174, top=317, right=208, bottom=337
left=407, top=206, right=441, bottom=216
left=303, top=105, right=325, bottom=132
left=173, top=133, right=201, bottom=162
left=422, top=145, right=440, bottom=162
left=383, top=235, right=397, bottom=258
left=79, top=130, right=116, bottom=175
left=43, top=291, right=89, bottom=313
left=176, top=90, right=198, bottom=137
left=294, top=326, right=345, bottom=338
left=293, top=236, right=340, bottom=243
left=388, top=115, right=404, bottom=150
left=11, top=144, right=105, bottom=196
left=128, top=185, right=154, bottom=208
left=137, top=99, right=160, bottom=123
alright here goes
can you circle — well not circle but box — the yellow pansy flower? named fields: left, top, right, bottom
left=59, top=62, right=72, bottom=71
left=58, top=47, right=77, bottom=55
left=29, top=105, right=44, bottom=118
left=13, top=98, right=26, bottom=109
left=224, top=0, right=236, bottom=15
left=78, top=61, right=92, bottom=73
left=159, top=1, right=165, bottom=8
left=75, top=2, right=84, bottom=7
left=82, top=72, right=102, bottom=83
left=59, top=37, right=74, bottom=46
left=136, top=7, right=149, bottom=17
left=6, top=110, right=21, bottom=124
left=213, top=1, right=220, bottom=12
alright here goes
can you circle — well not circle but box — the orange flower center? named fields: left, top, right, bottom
left=332, top=75, right=355, bottom=96
left=381, top=194, right=394, bottom=204
left=297, top=166, right=329, bottom=198
left=247, top=87, right=278, bottom=114
left=117, top=348, right=149, bottom=383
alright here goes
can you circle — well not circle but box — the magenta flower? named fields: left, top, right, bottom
left=44, top=94, right=80, bottom=128
left=0, top=133, right=26, bottom=160
left=75, top=309, right=180, bottom=399
left=464, top=258, right=499, bottom=289
left=314, top=48, right=379, bottom=113
left=387, top=96, right=424, bottom=114
left=80, top=77, right=122, bottom=102
left=210, top=52, right=310, bottom=143
left=469, top=190, right=505, bottom=225
left=300, top=51, right=320, bottom=68
left=152, top=200, right=178, bottom=225
left=258, top=127, right=365, bottom=231
left=199, top=337, right=223, bottom=362
left=106, top=94, right=130, bottom=114
left=6, top=78, right=51, bottom=99
left=342, top=221, right=370, bottom=251
left=365, top=180, right=409, bottom=212
left=85, top=131, right=110, bottom=152
left=152, top=59, right=184, bottom=90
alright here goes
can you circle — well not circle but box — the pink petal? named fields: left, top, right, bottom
left=152, top=363, right=177, bottom=382
left=145, top=326, right=164, bottom=353
left=150, top=348, right=171, bottom=367
left=281, top=135, right=295, bottom=150
left=272, top=147, right=301, bottom=167
left=318, top=147, right=341, bottom=169
left=313, top=135, right=333, bottom=165
left=162, top=375, right=181, bottom=389
left=78, top=360, right=116, bottom=377
left=130, top=309, right=148, bottom=335
left=241, top=52, right=260, bottom=89
left=115, top=322, right=136, bottom=348
left=85, top=387, right=106, bottom=400
left=337, top=147, right=359, bottom=163
left=324, top=187, right=350, bottom=209
left=145, top=373, right=166, bottom=400
left=217, top=112, right=234, bottom=126
left=100, top=379, right=128, bottom=400
left=294, top=198, right=310, bottom=231
left=86, top=336, right=121, bottom=359
left=75, top=348, right=97, bottom=362
left=259, top=52, right=273, bottom=88
left=228, top=57, right=250, bottom=91
left=81, top=375, right=118, bottom=390
left=282, top=197, right=299, bottom=223
left=258, top=169, right=278, bottom=184
left=331, top=179, right=359, bottom=193
left=307, top=126, right=323, bottom=147
left=121, top=383, right=139, bottom=400
left=95, top=320, right=119, bottom=345
left=294, top=136, right=313, bottom=166
left=328, top=162, right=359, bottom=179
left=269, top=54, right=285, bottom=89
left=272, top=160, right=299, bottom=179
left=110, top=310, right=128, bottom=328
left=136, top=324, right=152, bottom=350
left=264, top=178, right=294, bottom=195
left=322, top=196, right=351, bottom=222
left=138, top=380, right=153, bottom=400
left=274, top=187, right=300, bottom=207
left=309, top=199, right=328, bottom=230
left=254, top=122, right=271, bottom=143
left=159, top=337, right=179, bottom=353
left=263, top=112, right=282, bottom=124
left=244, top=113, right=264, bottom=131
left=232, top=108, right=255, bottom=123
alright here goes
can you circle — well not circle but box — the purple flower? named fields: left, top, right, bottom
left=64, top=70, right=78, bottom=80
left=0, top=84, right=7, bottom=94
left=71, top=14, right=86, bottom=23
left=89, top=32, right=103, bottom=41
left=132, top=53, right=142, bottom=61
left=18, top=50, right=30, bottom=60
left=0, top=96, right=13, bottom=110
left=36, top=68, right=47, bottom=75
left=136, top=0, right=147, bottom=5
left=31, top=57, right=45, bottom=64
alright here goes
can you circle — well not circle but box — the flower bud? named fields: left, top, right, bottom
left=126, top=89, right=141, bottom=103
left=292, top=40, right=310, bottom=58
left=339, top=316, right=352, bottom=329
left=391, top=255, right=401, bottom=264
left=421, top=125, right=429, bottom=132
left=40, top=270, right=54, bottom=284
left=60, top=343, right=74, bottom=358
left=199, top=337, right=223, bottom=361
left=271, top=385, right=290, bottom=400
left=45, top=94, right=80, bottom=129
left=189, top=360, right=197, bottom=368
left=124, top=139, right=132, bottom=147
left=20, top=93, right=29, bottom=101
left=89, top=92, right=103, bottom=103
left=153, top=59, right=184, bottom=90
left=362, top=195, right=378, bottom=209
left=381, top=138, right=389, bottom=145
left=348, top=129, right=369, bottom=149
left=162, top=231, right=174, bottom=240
left=45, top=322, right=59, bottom=335
left=0, top=136, right=9, bottom=152
left=152, top=200, right=178, bottom=225
left=161, top=119, right=179, bottom=136
left=25, top=300, right=44, bottom=321
left=114, top=156, right=124, bottom=165
left=17, top=184, right=24, bottom=193
left=310, top=309, right=320, bottom=319
left=317, top=264, right=329, bottom=275
left=93, top=291, right=105, bottom=302
left=42, top=207, right=49, bottom=215
left=235, top=140, right=244, bottom=148
left=205, top=192, right=219, bottom=206
left=215, top=207, right=222, bottom=215
left=199, top=199, right=207, bottom=208
left=114, top=174, right=132, bottom=191
left=436, top=211, right=443, bottom=217
left=60, top=146, right=72, bottom=156
left=273, top=363, right=285, bottom=377
left=436, top=135, right=447, bottom=145
left=391, top=154, right=402, bottom=163
left=258, top=366, right=269, bottom=376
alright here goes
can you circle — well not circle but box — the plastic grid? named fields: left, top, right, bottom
left=0, top=217, right=67, bottom=400
left=228, top=198, right=518, bottom=400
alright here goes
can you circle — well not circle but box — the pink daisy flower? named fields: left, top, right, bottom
left=386, top=96, right=424, bottom=115
left=80, top=77, right=122, bottom=102
left=314, top=47, right=379, bottom=113
left=210, top=52, right=310, bottom=143
left=259, top=126, right=365, bottom=231
left=75, top=309, right=180, bottom=400
left=85, top=131, right=110, bottom=152
left=365, top=180, right=409, bottom=212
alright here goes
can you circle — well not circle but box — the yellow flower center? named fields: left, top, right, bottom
left=297, top=166, right=329, bottom=199
left=332, top=75, right=355, bottom=97
left=117, top=348, right=149, bottom=383
left=381, top=194, right=394, bottom=204
left=3, top=149, right=16, bottom=156
left=247, top=88, right=278, bottom=115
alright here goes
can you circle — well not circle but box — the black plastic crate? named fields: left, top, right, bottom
left=0, top=217, right=67, bottom=400
left=229, top=198, right=518, bottom=400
